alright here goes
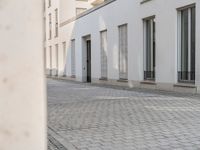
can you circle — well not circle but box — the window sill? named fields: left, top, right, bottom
left=71, top=75, right=76, bottom=78
left=117, top=79, right=128, bottom=83
left=174, top=83, right=196, bottom=88
left=140, top=80, right=156, bottom=85
left=99, top=77, right=108, bottom=81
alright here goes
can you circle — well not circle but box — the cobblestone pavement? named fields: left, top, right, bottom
left=48, top=133, right=67, bottom=150
left=48, top=79, right=200, bottom=150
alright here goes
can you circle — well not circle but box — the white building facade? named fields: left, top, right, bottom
left=45, top=0, right=200, bottom=93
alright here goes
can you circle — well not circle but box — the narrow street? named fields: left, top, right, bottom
left=48, top=79, right=200, bottom=150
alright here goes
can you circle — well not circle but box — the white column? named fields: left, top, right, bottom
left=0, top=0, right=47, bottom=150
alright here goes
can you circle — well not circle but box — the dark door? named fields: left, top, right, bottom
left=86, top=40, right=91, bottom=82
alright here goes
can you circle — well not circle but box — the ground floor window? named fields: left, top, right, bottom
left=118, top=24, right=128, bottom=80
left=55, top=44, right=59, bottom=76
left=49, top=46, right=52, bottom=75
left=143, top=17, right=156, bottom=81
left=71, top=39, right=76, bottom=77
left=63, top=42, right=66, bottom=76
left=44, top=47, right=46, bottom=69
left=100, top=30, right=108, bottom=79
left=178, top=5, right=195, bottom=83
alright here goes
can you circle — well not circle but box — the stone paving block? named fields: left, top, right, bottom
left=48, top=79, right=200, bottom=150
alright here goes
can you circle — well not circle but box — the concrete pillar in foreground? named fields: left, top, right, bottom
left=0, top=0, right=46, bottom=150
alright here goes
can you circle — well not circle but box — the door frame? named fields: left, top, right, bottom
left=82, top=35, right=91, bottom=82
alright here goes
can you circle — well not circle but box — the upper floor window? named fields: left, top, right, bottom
left=48, top=0, right=51, bottom=7
left=49, top=13, right=52, bottom=40
left=55, top=9, right=58, bottom=37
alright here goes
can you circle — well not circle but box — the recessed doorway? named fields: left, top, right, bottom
left=82, top=35, right=91, bottom=83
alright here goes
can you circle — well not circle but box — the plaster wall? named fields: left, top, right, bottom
left=47, top=0, right=200, bottom=92
left=0, top=0, right=46, bottom=149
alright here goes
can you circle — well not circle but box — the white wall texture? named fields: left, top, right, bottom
left=45, top=0, right=94, bottom=76
left=46, top=0, right=200, bottom=92
left=45, top=0, right=59, bottom=75
left=0, top=0, right=46, bottom=149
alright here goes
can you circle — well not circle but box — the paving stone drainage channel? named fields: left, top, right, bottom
left=48, top=127, right=78, bottom=150
left=48, top=134, right=66, bottom=150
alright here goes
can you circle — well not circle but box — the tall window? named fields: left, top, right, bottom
left=143, top=17, right=156, bottom=81
left=100, top=30, right=108, bottom=79
left=71, top=39, right=76, bottom=77
left=63, top=42, right=66, bottom=70
left=49, top=46, right=52, bottom=75
left=48, top=0, right=51, bottom=7
left=44, top=17, right=46, bottom=41
left=55, top=44, right=59, bottom=76
left=44, top=47, right=46, bottom=69
left=55, top=9, right=58, bottom=37
left=49, top=13, right=52, bottom=40
left=118, top=24, right=128, bottom=80
left=178, top=6, right=195, bottom=83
